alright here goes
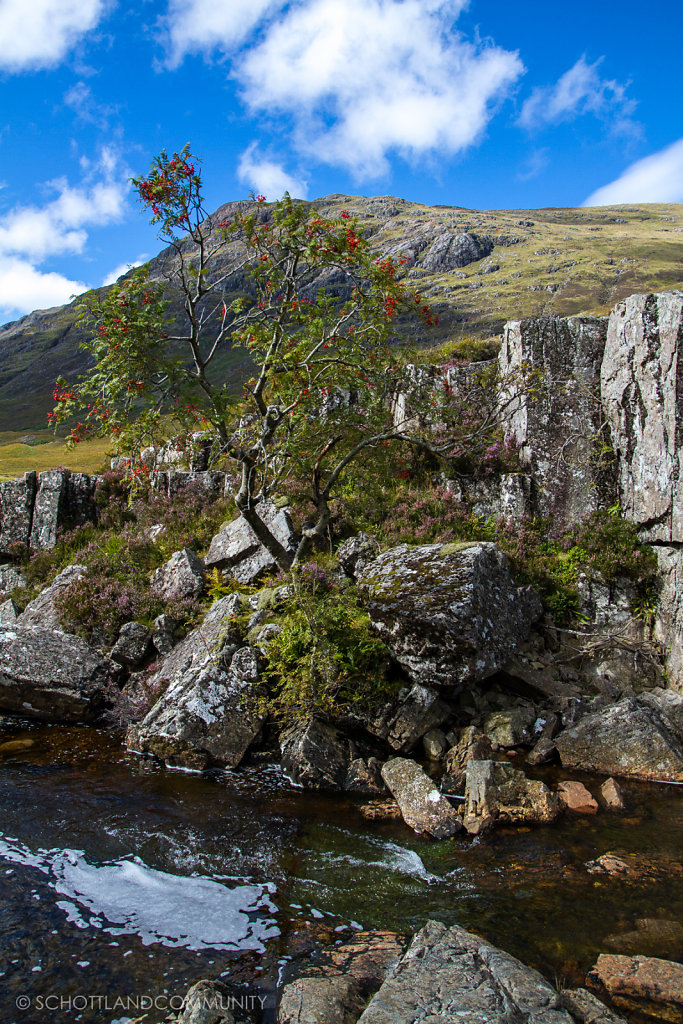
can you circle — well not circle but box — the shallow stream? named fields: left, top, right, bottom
left=1, top=722, right=682, bottom=1024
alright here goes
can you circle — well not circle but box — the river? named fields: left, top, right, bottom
left=1, top=721, right=682, bottom=1023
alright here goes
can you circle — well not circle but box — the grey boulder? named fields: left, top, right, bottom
left=110, top=621, right=153, bottom=668
left=205, top=502, right=297, bottom=585
left=151, top=547, right=206, bottom=602
left=17, top=564, right=87, bottom=631
left=357, top=542, right=542, bottom=690
left=554, top=689, right=683, bottom=783
left=357, top=920, right=577, bottom=1024
left=126, top=595, right=263, bottom=770
left=0, top=626, right=120, bottom=722
left=381, top=757, right=462, bottom=839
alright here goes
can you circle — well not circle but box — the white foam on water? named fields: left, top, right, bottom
left=0, top=833, right=280, bottom=952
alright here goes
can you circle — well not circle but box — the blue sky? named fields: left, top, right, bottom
left=0, top=0, right=681, bottom=323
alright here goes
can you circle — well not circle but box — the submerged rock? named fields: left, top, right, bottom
left=0, top=626, right=120, bottom=722
left=589, top=952, right=683, bottom=1023
left=357, top=541, right=541, bottom=691
left=557, top=780, right=599, bottom=814
left=357, top=920, right=577, bottom=1024
left=554, top=690, right=683, bottom=782
left=126, top=595, right=263, bottom=770
left=381, top=757, right=462, bottom=839
left=462, top=759, right=561, bottom=834
left=561, top=987, right=628, bottom=1024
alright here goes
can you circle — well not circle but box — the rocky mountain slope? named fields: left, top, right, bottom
left=1, top=196, right=681, bottom=431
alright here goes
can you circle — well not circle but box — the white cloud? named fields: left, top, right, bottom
left=0, top=257, right=86, bottom=319
left=165, top=0, right=280, bottom=67
left=0, top=149, right=128, bottom=262
left=0, top=0, right=108, bottom=72
left=237, top=0, right=522, bottom=178
left=166, top=0, right=523, bottom=179
left=584, top=138, right=683, bottom=206
left=237, top=144, right=308, bottom=200
left=519, top=56, right=635, bottom=132
left=0, top=149, right=129, bottom=321
left=101, top=258, right=145, bottom=286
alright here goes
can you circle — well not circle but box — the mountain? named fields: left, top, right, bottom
left=1, top=196, right=681, bottom=432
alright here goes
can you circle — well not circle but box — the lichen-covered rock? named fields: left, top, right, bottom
left=654, top=546, right=683, bottom=692
left=554, top=690, right=683, bottom=782
left=0, top=626, right=120, bottom=721
left=0, top=598, right=19, bottom=625
left=152, top=613, right=176, bottom=655
left=0, top=563, right=26, bottom=596
left=357, top=920, right=576, bottom=1024
left=0, top=472, right=36, bottom=554
left=499, top=314, right=613, bottom=530
left=381, top=757, right=462, bottom=838
left=30, top=470, right=69, bottom=550
left=17, top=564, right=87, bottom=631
left=126, top=595, right=262, bottom=770
left=378, top=684, right=452, bottom=753
left=589, top=953, right=683, bottom=1023
left=151, top=548, right=206, bottom=602
left=601, top=291, right=683, bottom=543
left=444, top=473, right=533, bottom=525
left=484, top=706, right=537, bottom=747
left=463, top=759, right=561, bottom=834
left=110, top=621, right=153, bottom=668
left=280, top=718, right=352, bottom=790
left=336, top=533, right=380, bottom=579
left=205, top=503, right=297, bottom=585
left=357, top=542, right=542, bottom=690
left=441, top=726, right=493, bottom=793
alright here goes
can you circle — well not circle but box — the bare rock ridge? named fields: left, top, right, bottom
left=0, top=197, right=681, bottom=430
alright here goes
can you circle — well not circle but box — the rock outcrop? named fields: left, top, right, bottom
left=499, top=314, right=612, bottom=530
left=601, top=292, right=683, bottom=543
left=0, top=472, right=37, bottom=553
left=0, top=626, right=120, bottom=721
left=462, top=759, right=561, bottom=834
left=357, top=542, right=542, bottom=691
left=357, top=920, right=580, bottom=1024
left=554, top=690, right=683, bottom=782
left=126, top=595, right=263, bottom=770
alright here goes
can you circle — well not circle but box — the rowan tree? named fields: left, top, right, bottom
left=53, top=147, right=522, bottom=569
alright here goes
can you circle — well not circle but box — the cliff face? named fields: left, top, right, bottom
left=500, top=291, right=683, bottom=690
left=1, top=197, right=681, bottom=431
